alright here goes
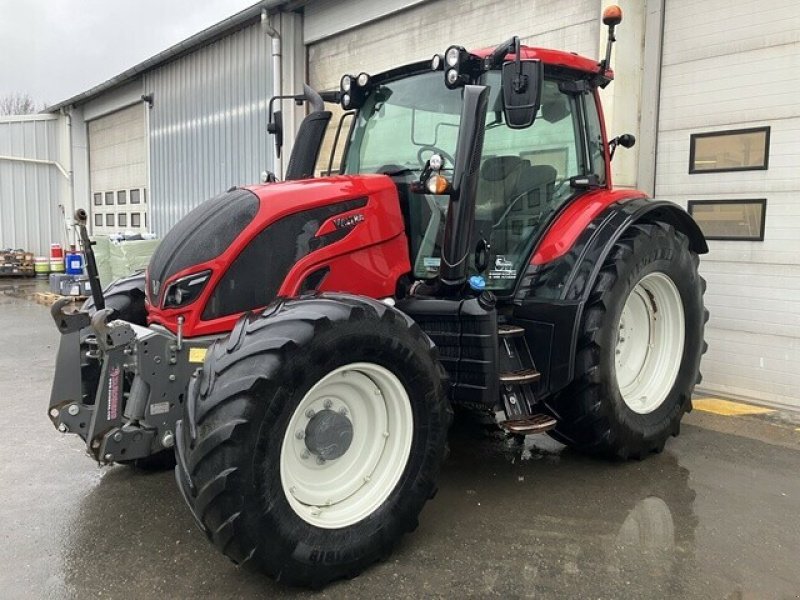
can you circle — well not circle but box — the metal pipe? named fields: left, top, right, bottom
left=263, top=9, right=282, bottom=178
left=0, top=155, right=69, bottom=180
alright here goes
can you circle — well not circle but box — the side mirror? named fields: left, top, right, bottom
left=267, top=110, right=283, bottom=158
left=501, top=59, right=543, bottom=129
left=609, top=133, right=636, bottom=159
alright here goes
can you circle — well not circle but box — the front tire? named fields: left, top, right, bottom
left=175, top=295, right=451, bottom=587
left=548, top=221, right=707, bottom=459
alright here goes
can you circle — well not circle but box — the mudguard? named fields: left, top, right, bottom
left=513, top=198, right=707, bottom=395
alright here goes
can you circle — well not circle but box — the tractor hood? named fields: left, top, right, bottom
left=146, top=174, right=409, bottom=337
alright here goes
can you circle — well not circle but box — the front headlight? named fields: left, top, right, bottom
left=163, top=271, right=211, bottom=309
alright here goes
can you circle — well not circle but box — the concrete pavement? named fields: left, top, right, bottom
left=1, top=279, right=799, bottom=599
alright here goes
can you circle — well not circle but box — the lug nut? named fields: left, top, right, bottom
left=58, top=423, right=68, bottom=433
left=295, top=430, right=305, bottom=440
left=67, top=404, right=79, bottom=416
left=339, top=407, right=348, bottom=416
left=301, top=450, right=310, bottom=460
left=49, top=408, right=59, bottom=419
left=305, top=409, right=315, bottom=419
left=323, top=399, right=333, bottom=409
left=316, top=456, right=326, bottom=466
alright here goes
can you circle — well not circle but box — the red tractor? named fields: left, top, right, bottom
left=48, top=6, right=706, bottom=588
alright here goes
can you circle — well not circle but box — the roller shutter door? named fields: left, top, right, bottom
left=88, top=103, right=148, bottom=235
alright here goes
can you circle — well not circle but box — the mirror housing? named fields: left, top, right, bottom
left=267, top=110, right=283, bottom=158
left=609, top=133, right=636, bottom=159
left=501, top=59, right=543, bottom=129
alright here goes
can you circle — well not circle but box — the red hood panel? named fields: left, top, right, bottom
left=147, top=174, right=409, bottom=337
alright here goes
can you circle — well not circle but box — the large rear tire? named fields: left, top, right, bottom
left=547, top=221, right=707, bottom=459
left=175, top=295, right=451, bottom=587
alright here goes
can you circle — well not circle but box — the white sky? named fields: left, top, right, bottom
left=0, top=0, right=258, bottom=107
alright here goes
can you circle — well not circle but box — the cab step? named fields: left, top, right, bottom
left=498, top=324, right=525, bottom=338
left=499, top=413, right=557, bottom=435
left=499, top=368, right=541, bottom=385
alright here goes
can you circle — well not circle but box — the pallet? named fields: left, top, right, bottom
left=32, top=292, right=87, bottom=307
left=0, top=269, right=35, bottom=278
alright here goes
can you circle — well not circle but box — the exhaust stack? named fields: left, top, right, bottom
left=438, top=84, right=489, bottom=291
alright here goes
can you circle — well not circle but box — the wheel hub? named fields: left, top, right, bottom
left=304, top=409, right=353, bottom=461
left=280, top=362, right=414, bottom=529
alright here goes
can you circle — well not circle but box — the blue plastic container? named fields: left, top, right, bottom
left=65, top=250, right=84, bottom=276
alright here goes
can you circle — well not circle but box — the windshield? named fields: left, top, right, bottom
left=344, top=72, right=461, bottom=173
left=342, top=69, right=603, bottom=293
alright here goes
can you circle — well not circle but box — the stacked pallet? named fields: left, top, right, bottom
left=0, top=249, right=35, bottom=277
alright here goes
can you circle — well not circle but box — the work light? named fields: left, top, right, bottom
left=357, top=72, right=370, bottom=87
left=340, top=74, right=352, bottom=93
left=430, top=54, right=443, bottom=71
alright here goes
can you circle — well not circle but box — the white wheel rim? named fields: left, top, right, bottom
left=615, top=272, right=685, bottom=414
left=280, top=362, right=413, bottom=529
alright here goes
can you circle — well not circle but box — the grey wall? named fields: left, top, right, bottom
left=0, top=115, right=68, bottom=255
left=144, top=22, right=274, bottom=235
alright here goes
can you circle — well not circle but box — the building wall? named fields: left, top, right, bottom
left=143, top=22, right=274, bottom=236
left=0, top=115, right=68, bottom=255
left=655, top=0, right=800, bottom=407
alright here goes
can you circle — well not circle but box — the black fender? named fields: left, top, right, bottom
left=82, top=271, right=147, bottom=324
left=513, top=198, right=707, bottom=395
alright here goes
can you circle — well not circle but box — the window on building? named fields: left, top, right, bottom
left=131, top=212, right=141, bottom=227
left=688, top=199, right=766, bottom=241
left=117, top=190, right=127, bottom=205
left=105, top=213, right=115, bottom=227
left=689, top=127, right=770, bottom=173
left=118, top=213, right=127, bottom=228
left=105, top=191, right=114, bottom=205
left=94, top=213, right=102, bottom=226
left=130, top=189, right=141, bottom=204
left=93, top=193, right=102, bottom=206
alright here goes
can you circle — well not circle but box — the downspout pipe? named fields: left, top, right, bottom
left=262, top=9, right=282, bottom=178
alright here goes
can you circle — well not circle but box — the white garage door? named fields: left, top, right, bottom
left=88, top=104, right=148, bottom=235
left=306, top=0, right=599, bottom=172
left=655, top=0, right=800, bottom=407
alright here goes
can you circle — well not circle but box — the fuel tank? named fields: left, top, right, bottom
left=146, top=174, right=410, bottom=337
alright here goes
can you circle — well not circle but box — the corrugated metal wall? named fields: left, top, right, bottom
left=145, top=22, right=273, bottom=235
left=0, top=115, right=67, bottom=255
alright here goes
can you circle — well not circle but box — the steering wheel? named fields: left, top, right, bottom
left=417, top=145, right=455, bottom=170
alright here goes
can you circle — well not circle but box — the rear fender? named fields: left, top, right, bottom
left=514, top=198, right=707, bottom=395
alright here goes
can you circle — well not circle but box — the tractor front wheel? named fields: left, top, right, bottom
left=548, top=221, right=707, bottom=459
left=175, top=295, right=451, bottom=587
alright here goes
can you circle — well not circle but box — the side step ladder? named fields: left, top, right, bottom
left=496, top=323, right=556, bottom=435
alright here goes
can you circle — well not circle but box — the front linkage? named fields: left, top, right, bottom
left=47, top=300, right=207, bottom=464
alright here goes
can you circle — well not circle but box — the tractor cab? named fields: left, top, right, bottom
left=274, top=41, right=614, bottom=297
left=338, top=55, right=608, bottom=293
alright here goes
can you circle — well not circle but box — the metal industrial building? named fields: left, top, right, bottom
left=0, top=0, right=798, bottom=408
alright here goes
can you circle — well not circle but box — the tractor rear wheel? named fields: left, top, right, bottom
left=548, top=221, right=707, bottom=459
left=175, top=295, right=450, bottom=587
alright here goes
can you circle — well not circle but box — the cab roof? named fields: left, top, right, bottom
left=470, top=45, right=612, bottom=79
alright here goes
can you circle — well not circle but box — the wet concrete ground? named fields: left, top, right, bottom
left=1, top=279, right=799, bottom=599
